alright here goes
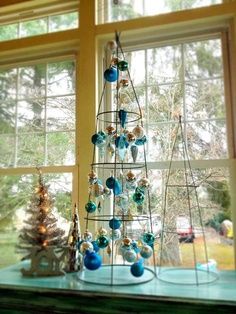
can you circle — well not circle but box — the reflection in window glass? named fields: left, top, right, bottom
left=49, top=12, right=78, bottom=32
left=0, top=59, right=76, bottom=168
left=97, top=0, right=222, bottom=24
left=0, top=173, right=73, bottom=269
left=20, top=18, right=47, bottom=38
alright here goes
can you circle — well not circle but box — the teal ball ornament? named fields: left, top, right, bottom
left=117, top=60, right=129, bottom=71
left=109, top=217, right=122, bottom=230
left=142, top=232, right=155, bottom=246
left=132, top=190, right=145, bottom=205
left=104, top=66, right=118, bottom=82
left=91, top=240, right=100, bottom=252
left=91, top=133, right=103, bottom=146
left=96, top=235, right=109, bottom=248
left=140, top=244, right=153, bottom=259
left=130, top=259, right=144, bottom=277
left=106, top=176, right=122, bottom=195
left=84, top=251, right=102, bottom=271
left=85, top=201, right=97, bottom=213
left=106, top=176, right=116, bottom=189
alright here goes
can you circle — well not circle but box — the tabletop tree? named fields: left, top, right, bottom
left=17, top=169, right=68, bottom=276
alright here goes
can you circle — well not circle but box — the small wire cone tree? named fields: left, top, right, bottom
left=17, top=168, right=67, bottom=260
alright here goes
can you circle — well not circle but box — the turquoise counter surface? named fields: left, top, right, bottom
left=0, top=263, right=236, bottom=313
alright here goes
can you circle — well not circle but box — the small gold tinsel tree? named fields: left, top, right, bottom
left=17, top=169, right=67, bottom=261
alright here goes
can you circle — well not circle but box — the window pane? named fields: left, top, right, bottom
left=47, top=132, right=75, bottom=166
left=17, top=133, right=45, bottom=166
left=17, top=100, right=45, bottom=133
left=47, top=96, right=75, bottom=131
left=147, top=45, right=182, bottom=84
left=0, top=134, right=15, bottom=167
left=49, top=12, right=79, bottom=32
left=186, top=79, right=225, bottom=120
left=185, top=39, right=223, bottom=80
left=47, top=61, right=75, bottom=96
left=187, top=120, right=228, bottom=159
left=0, top=173, right=72, bottom=269
left=97, top=0, right=222, bottom=24
left=19, top=65, right=46, bottom=99
left=20, top=18, right=47, bottom=38
left=0, top=24, right=18, bottom=41
left=148, top=84, right=183, bottom=123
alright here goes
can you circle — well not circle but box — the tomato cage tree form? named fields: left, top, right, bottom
left=157, top=116, right=218, bottom=285
left=77, top=32, right=157, bottom=286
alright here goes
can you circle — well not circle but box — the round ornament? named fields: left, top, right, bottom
left=132, top=189, right=145, bottom=205
left=110, top=229, right=121, bottom=240
left=126, top=170, right=136, bottom=182
left=119, top=79, right=129, bottom=87
left=79, top=241, right=93, bottom=254
left=140, top=244, right=153, bottom=259
left=96, top=235, right=110, bottom=248
left=106, top=176, right=121, bottom=195
left=123, top=249, right=137, bottom=263
left=84, top=251, right=102, bottom=271
left=104, top=66, right=118, bottom=82
left=98, top=227, right=108, bottom=236
left=138, top=177, right=150, bottom=191
left=117, top=60, right=129, bottom=71
left=106, top=125, right=115, bottom=135
left=115, top=194, right=129, bottom=210
left=142, top=232, right=155, bottom=246
left=126, top=132, right=136, bottom=144
left=130, top=259, right=144, bottom=277
left=85, top=201, right=97, bottom=213
left=84, top=230, right=93, bottom=241
left=91, top=133, right=104, bottom=146
left=88, top=170, right=98, bottom=184
left=103, top=186, right=112, bottom=197
left=132, top=125, right=144, bottom=139
left=91, top=240, right=100, bottom=252
left=90, top=183, right=104, bottom=197
left=106, top=40, right=117, bottom=51
left=109, top=217, right=122, bottom=230
left=123, top=237, right=132, bottom=246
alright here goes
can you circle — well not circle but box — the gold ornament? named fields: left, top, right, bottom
left=98, top=227, right=108, bottom=236
left=132, top=125, right=144, bottom=139
left=123, top=237, right=132, bottom=246
left=126, top=170, right=136, bottom=182
left=106, top=125, right=115, bottom=135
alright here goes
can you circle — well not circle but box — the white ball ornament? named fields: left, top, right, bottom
left=80, top=241, right=93, bottom=254
left=123, top=249, right=137, bottom=263
left=110, top=229, right=121, bottom=240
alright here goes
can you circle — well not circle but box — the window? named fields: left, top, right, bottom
left=97, top=0, right=222, bottom=24
left=106, top=34, right=234, bottom=269
left=0, top=11, right=78, bottom=42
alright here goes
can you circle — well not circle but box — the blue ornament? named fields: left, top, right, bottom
left=109, top=217, right=122, bottom=230
left=132, top=189, right=145, bottom=205
left=117, top=60, right=129, bottom=71
left=118, top=109, right=127, bottom=128
left=131, top=240, right=140, bottom=253
left=106, top=176, right=122, bottom=195
left=84, top=251, right=102, bottom=271
left=91, top=133, right=104, bottom=146
left=104, top=66, right=118, bottom=82
left=91, top=240, right=100, bottom=252
left=135, top=135, right=147, bottom=146
left=97, top=130, right=106, bottom=140
left=142, top=232, right=155, bottom=246
left=130, top=259, right=144, bottom=277
left=96, top=235, right=109, bottom=248
left=115, top=135, right=129, bottom=149
left=85, top=201, right=97, bottom=213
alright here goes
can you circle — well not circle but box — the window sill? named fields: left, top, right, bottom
left=0, top=262, right=236, bottom=313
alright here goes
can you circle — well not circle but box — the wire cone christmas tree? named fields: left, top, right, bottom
left=78, top=32, right=156, bottom=286
left=17, top=168, right=68, bottom=276
left=157, top=116, right=218, bottom=285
